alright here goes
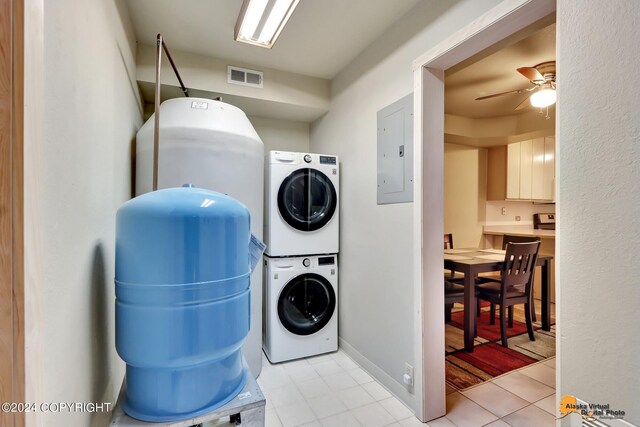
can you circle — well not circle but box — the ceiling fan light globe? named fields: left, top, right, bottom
left=530, top=88, right=556, bottom=108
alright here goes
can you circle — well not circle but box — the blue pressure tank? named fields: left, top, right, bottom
left=115, top=185, right=251, bottom=422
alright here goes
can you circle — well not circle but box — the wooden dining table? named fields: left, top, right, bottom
left=444, top=249, right=553, bottom=352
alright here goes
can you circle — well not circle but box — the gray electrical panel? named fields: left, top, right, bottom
left=377, top=93, right=413, bottom=204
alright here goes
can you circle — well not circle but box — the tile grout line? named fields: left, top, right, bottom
left=320, top=352, right=399, bottom=426
left=268, top=350, right=404, bottom=427
left=459, top=355, right=555, bottom=394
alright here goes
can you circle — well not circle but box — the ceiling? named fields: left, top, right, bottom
left=445, top=22, right=556, bottom=119
left=125, top=0, right=421, bottom=80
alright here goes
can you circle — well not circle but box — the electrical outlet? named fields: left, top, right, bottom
left=501, top=207, right=506, bottom=216
left=404, top=363, right=414, bottom=387
left=515, top=216, right=521, bottom=221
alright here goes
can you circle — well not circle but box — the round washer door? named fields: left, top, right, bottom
left=277, top=168, right=337, bottom=232
left=277, top=273, right=336, bottom=336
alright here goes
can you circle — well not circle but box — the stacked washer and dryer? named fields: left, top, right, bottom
left=263, top=151, right=340, bottom=363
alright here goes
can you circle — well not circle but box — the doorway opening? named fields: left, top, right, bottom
left=411, top=0, right=557, bottom=421
left=443, top=16, right=557, bottom=393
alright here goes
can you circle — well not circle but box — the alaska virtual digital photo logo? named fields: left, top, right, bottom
left=559, top=395, right=628, bottom=422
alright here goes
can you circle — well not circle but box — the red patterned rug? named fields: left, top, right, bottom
left=449, top=310, right=533, bottom=341
left=445, top=310, right=555, bottom=391
left=453, top=343, right=538, bottom=376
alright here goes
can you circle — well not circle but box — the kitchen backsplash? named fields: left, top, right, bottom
left=485, top=200, right=555, bottom=226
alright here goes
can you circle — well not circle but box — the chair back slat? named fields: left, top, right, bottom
left=501, top=234, right=541, bottom=249
left=501, top=241, right=541, bottom=296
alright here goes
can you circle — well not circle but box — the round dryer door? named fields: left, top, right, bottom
left=277, top=273, right=336, bottom=336
left=277, top=168, right=337, bottom=232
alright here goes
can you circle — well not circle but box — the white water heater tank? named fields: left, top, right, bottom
left=136, top=98, right=264, bottom=377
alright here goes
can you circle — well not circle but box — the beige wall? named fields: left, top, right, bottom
left=136, top=44, right=330, bottom=122
left=25, top=0, right=143, bottom=425
left=443, top=142, right=555, bottom=247
left=485, top=200, right=554, bottom=226
left=445, top=110, right=555, bottom=148
left=248, top=116, right=310, bottom=154
left=444, top=144, right=487, bottom=248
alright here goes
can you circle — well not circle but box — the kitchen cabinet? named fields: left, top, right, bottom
left=505, top=143, right=520, bottom=199
left=488, top=137, right=555, bottom=201
left=543, top=137, right=555, bottom=200
left=531, top=138, right=545, bottom=199
left=519, top=139, right=533, bottom=199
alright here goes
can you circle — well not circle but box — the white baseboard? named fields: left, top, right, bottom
left=338, top=337, right=418, bottom=414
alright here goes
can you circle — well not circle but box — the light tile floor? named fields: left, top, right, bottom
left=257, top=349, right=556, bottom=427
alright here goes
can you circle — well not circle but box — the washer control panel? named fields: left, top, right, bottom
left=318, top=256, right=335, bottom=266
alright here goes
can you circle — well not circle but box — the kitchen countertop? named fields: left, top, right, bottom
left=483, top=225, right=555, bottom=239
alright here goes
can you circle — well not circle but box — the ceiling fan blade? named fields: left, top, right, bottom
left=475, top=86, right=535, bottom=101
left=517, top=67, right=545, bottom=83
left=514, top=96, right=531, bottom=110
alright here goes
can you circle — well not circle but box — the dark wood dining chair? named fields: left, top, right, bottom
left=502, top=235, right=540, bottom=323
left=502, top=234, right=540, bottom=248
left=444, top=233, right=453, bottom=250
left=476, top=241, right=541, bottom=347
left=444, top=281, right=478, bottom=335
left=444, top=233, right=479, bottom=327
left=479, top=234, right=541, bottom=322
left=444, top=281, right=463, bottom=323
left=444, top=233, right=462, bottom=281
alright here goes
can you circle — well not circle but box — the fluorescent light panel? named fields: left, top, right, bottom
left=235, top=0, right=300, bottom=48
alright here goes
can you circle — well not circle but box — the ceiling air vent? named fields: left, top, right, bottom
left=227, top=66, right=263, bottom=88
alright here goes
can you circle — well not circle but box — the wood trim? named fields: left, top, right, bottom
left=0, top=0, right=13, bottom=419
left=12, top=0, right=25, bottom=426
left=1, top=0, right=25, bottom=425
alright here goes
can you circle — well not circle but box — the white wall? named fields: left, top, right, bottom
left=444, top=144, right=487, bottom=248
left=310, top=0, right=502, bottom=411
left=25, top=0, right=143, bottom=425
left=248, top=116, right=310, bottom=153
left=557, top=1, right=640, bottom=425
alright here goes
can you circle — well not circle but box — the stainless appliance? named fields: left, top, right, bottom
left=534, top=213, right=555, bottom=230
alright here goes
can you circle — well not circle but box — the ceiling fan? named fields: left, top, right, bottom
left=475, top=61, right=556, bottom=110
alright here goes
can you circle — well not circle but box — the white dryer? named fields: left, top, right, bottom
left=263, top=255, right=338, bottom=363
left=264, top=151, right=339, bottom=257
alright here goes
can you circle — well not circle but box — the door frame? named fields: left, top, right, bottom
left=0, top=0, right=25, bottom=425
left=410, top=0, right=556, bottom=421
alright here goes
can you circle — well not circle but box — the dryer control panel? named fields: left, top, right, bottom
left=320, top=156, right=337, bottom=165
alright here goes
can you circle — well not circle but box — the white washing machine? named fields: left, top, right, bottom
left=263, top=254, right=338, bottom=363
left=264, top=151, right=339, bottom=257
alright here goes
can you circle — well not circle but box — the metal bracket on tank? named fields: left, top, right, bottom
left=153, top=34, right=191, bottom=191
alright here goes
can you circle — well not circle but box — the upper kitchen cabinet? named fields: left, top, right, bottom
left=488, top=137, right=555, bottom=201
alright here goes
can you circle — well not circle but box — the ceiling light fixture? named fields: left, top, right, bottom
left=235, top=0, right=300, bottom=49
left=530, top=88, right=556, bottom=108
